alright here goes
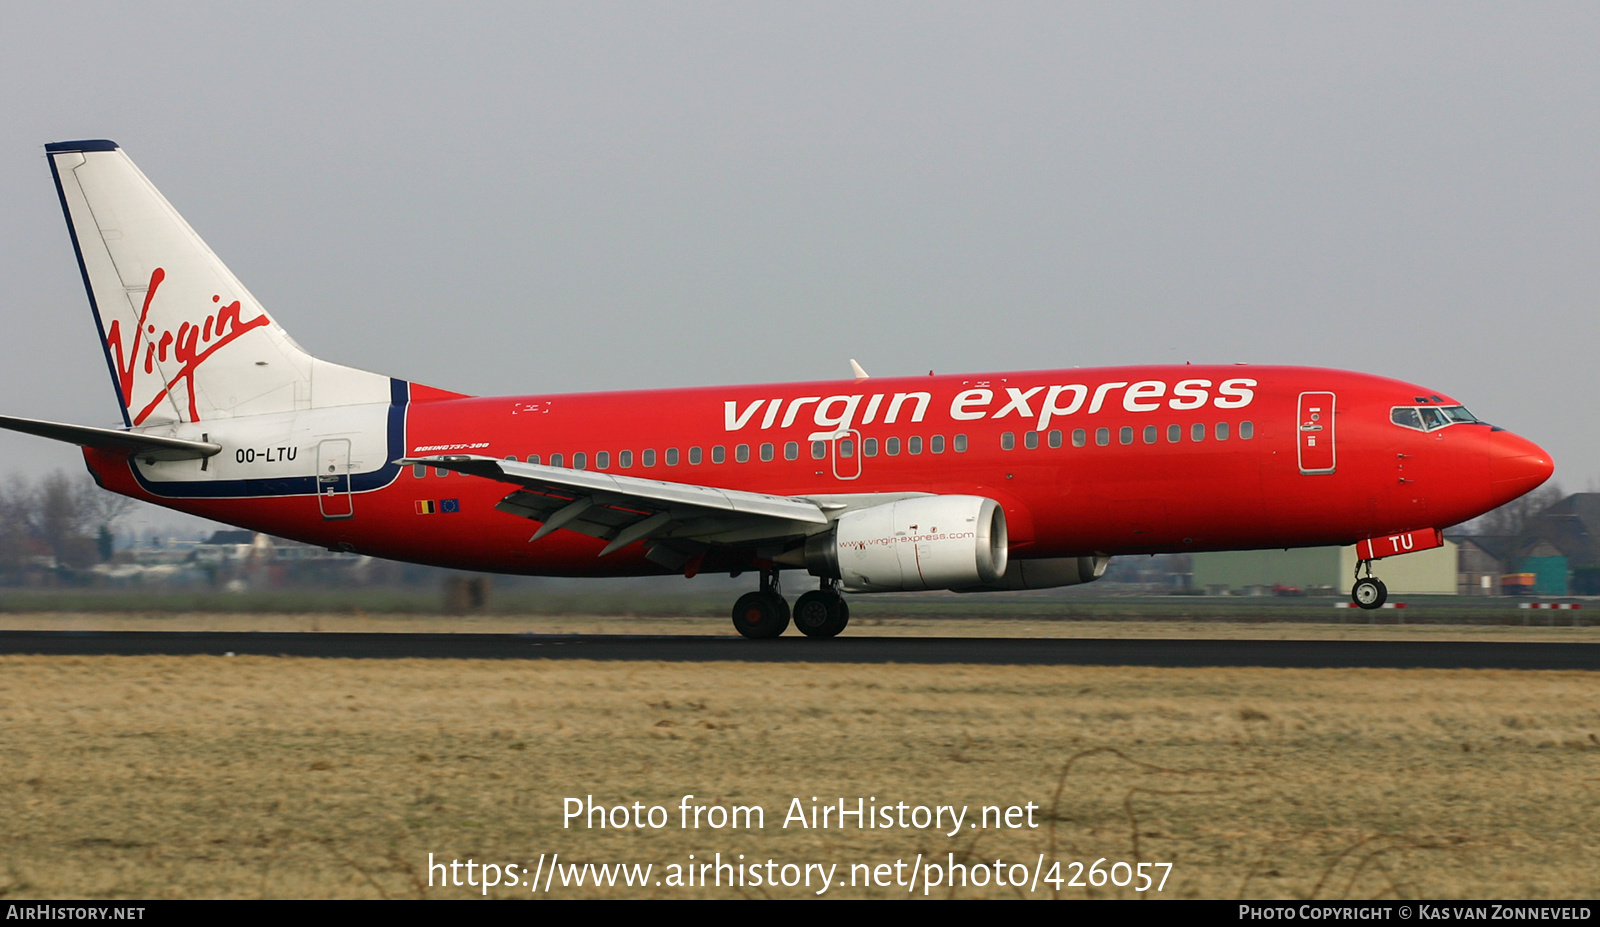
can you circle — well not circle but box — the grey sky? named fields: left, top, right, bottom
left=3, top=3, right=1598, bottom=523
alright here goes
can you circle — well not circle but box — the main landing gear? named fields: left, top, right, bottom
left=1351, top=559, right=1388, bottom=610
left=730, top=570, right=790, bottom=639
left=793, top=580, right=850, bottom=639
left=730, top=571, right=849, bottom=640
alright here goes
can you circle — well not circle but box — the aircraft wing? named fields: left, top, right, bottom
left=0, top=414, right=222, bottom=461
left=404, top=454, right=930, bottom=563
left=403, top=454, right=847, bottom=558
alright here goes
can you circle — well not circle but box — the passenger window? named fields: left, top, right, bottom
left=528, top=454, right=541, bottom=465
left=954, top=434, right=968, bottom=452
left=863, top=438, right=878, bottom=457
left=840, top=439, right=854, bottom=459
left=1144, top=425, right=1157, bottom=444
left=1001, top=432, right=1015, bottom=450
left=760, top=443, right=774, bottom=462
left=736, top=444, right=749, bottom=463
left=1096, top=428, right=1110, bottom=446
left=1191, top=423, right=1204, bottom=442
left=573, top=452, right=587, bottom=470
left=550, top=453, right=564, bottom=468
left=413, top=463, right=426, bottom=479
left=665, top=448, right=679, bottom=466
left=784, top=442, right=799, bottom=461
left=620, top=450, right=633, bottom=468
left=931, top=435, right=945, bottom=454
left=1048, top=429, right=1062, bottom=448
left=595, top=451, right=609, bottom=469
left=886, top=437, right=901, bottom=456
left=1167, top=424, right=1180, bottom=443
left=643, top=449, right=656, bottom=467
left=909, top=436, right=923, bottom=455
left=1024, top=431, right=1039, bottom=450
left=504, top=455, right=516, bottom=462
left=1119, top=426, right=1133, bottom=445
left=811, top=441, right=826, bottom=460
left=711, top=445, right=725, bottom=464
left=689, top=447, right=702, bottom=465
left=1215, top=422, right=1229, bottom=441
left=1240, top=421, right=1254, bottom=440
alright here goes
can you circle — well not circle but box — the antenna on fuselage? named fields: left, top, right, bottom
left=849, top=359, right=870, bottom=382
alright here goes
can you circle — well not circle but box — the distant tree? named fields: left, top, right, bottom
left=0, top=479, right=33, bottom=575
left=0, top=470, right=136, bottom=577
left=1461, top=482, right=1564, bottom=537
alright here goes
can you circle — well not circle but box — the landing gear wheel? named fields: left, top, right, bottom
left=1352, top=578, right=1388, bottom=609
left=731, top=591, right=790, bottom=639
left=793, top=590, right=849, bottom=639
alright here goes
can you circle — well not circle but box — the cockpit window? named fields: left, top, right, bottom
left=1391, top=407, right=1423, bottom=430
left=1391, top=405, right=1480, bottom=432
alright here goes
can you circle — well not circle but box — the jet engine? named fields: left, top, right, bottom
left=951, top=555, right=1109, bottom=592
left=794, top=495, right=1008, bottom=593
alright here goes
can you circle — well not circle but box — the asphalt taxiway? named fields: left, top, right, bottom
left=1, top=631, right=1596, bottom=669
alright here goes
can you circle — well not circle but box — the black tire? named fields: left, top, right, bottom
left=793, top=590, right=848, bottom=639
left=1352, top=578, right=1388, bottom=610
left=732, top=591, right=790, bottom=639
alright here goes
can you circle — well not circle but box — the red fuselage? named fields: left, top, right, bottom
left=82, top=364, right=1553, bottom=578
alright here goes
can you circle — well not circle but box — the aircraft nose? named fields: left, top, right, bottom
left=1488, top=429, right=1554, bottom=507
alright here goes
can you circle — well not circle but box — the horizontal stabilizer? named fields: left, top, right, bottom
left=0, top=414, right=221, bottom=461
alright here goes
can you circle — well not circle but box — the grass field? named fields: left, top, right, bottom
left=1, top=616, right=1597, bottom=899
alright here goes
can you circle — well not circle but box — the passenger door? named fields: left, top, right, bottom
left=316, top=438, right=355, bottom=519
left=1297, top=392, right=1336, bottom=474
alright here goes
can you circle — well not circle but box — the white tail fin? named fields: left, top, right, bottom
left=46, top=140, right=391, bottom=427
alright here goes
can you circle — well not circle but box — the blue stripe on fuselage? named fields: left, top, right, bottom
left=128, top=378, right=410, bottom=499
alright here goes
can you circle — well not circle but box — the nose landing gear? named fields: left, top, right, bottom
left=1351, top=559, right=1388, bottom=609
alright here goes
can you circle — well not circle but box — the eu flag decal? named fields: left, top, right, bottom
left=441, top=499, right=460, bottom=514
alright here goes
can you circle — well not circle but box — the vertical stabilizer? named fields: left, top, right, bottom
left=46, top=140, right=391, bottom=427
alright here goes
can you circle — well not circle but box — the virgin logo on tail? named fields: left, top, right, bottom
left=104, top=268, right=272, bottom=424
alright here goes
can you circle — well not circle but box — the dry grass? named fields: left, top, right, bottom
left=0, top=653, right=1596, bottom=899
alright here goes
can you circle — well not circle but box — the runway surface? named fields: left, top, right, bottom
left=2, top=630, right=1597, bottom=669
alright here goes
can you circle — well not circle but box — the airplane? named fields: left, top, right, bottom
left=3, top=140, right=1555, bottom=638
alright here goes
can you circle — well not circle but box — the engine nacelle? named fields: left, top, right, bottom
left=951, top=555, right=1110, bottom=593
left=801, top=495, right=1008, bottom=593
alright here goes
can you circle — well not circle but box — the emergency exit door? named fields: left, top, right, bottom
left=809, top=429, right=862, bottom=481
left=1297, top=392, right=1336, bottom=474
